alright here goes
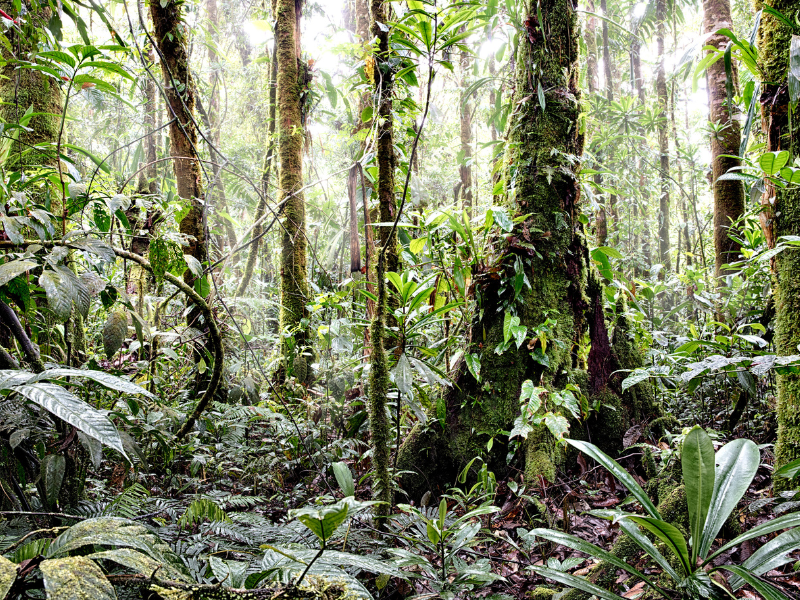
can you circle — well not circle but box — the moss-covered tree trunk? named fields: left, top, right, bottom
left=276, top=0, right=310, bottom=362
left=655, top=0, right=671, bottom=271
left=371, top=0, right=399, bottom=275
left=397, top=0, right=587, bottom=495
left=0, top=1, right=62, bottom=176
left=757, top=0, right=800, bottom=487
left=704, top=0, right=744, bottom=279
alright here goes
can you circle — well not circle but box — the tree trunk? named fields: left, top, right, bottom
left=0, top=2, right=62, bottom=176
left=585, top=0, right=598, bottom=94
left=600, top=0, right=618, bottom=240
left=236, top=42, right=278, bottom=298
left=276, top=0, right=310, bottom=363
left=656, top=0, right=671, bottom=270
left=397, top=0, right=587, bottom=494
left=757, top=0, right=800, bottom=488
left=371, top=0, right=399, bottom=275
left=704, top=0, right=745, bottom=279
left=207, top=0, right=238, bottom=251
left=459, top=33, right=473, bottom=219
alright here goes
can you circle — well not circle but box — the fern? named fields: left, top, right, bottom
left=178, top=498, right=230, bottom=528
left=102, top=483, right=150, bottom=519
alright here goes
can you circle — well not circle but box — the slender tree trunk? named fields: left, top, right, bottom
left=275, top=0, right=310, bottom=365
left=600, top=0, right=618, bottom=239
left=150, top=0, right=213, bottom=395
left=656, top=0, right=671, bottom=270
left=757, top=0, right=800, bottom=488
left=371, top=0, right=399, bottom=275
left=236, top=42, right=278, bottom=297
left=585, top=0, right=598, bottom=94
left=460, top=32, right=473, bottom=219
left=670, top=81, right=685, bottom=274
left=398, top=0, right=588, bottom=493
left=704, top=0, right=745, bottom=279
left=207, top=0, right=237, bottom=250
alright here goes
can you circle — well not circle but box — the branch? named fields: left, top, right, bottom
left=0, top=301, right=44, bottom=373
left=0, top=239, right=223, bottom=438
left=105, top=574, right=330, bottom=599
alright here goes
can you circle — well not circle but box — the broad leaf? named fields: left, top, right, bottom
left=618, top=518, right=682, bottom=582
left=332, top=462, right=355, bottom=497
left=527, top=565, right=626, bottom=600
left=524, top=529, right=665, bottom=597
left=708, top=512, right=800, bottom=564
left=682, top=426, right=715, bottom=564
left=760, top=150, right=790, bottom=175
left=14, top=383, right=127, bottom=458
left=291, top=501, right=349, bottom=545
left=733, top=528, right=800, bottom=589
left=394, top=353, right=413, bottom=397
left=0, top=259, right=36, bottom=289
left=715, top=565, right=790, bottom=600
left=35, top=368, right=156, bottom=399
left=0, top=555, right=15, bottom=599
left=624, top=516, right=691, bottom=575
left=40, top=556, right=116, bottom=600
left=699, top=438, right=760, bottom=559
left=103, top=311, right=128, bottom=358
left=41, top=454, right=65, bottom=510
left=39, top=270, right=73, bottom=322
left=565, top=439, right=660, bottom=518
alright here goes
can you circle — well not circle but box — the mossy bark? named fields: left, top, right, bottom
left=397, top=0, right=585, bottom=497
left=0, top=1, right=62, bottom=177
left=367, top=251, right=392, bottom=522
left=370, top=0, right=399, bottom=275
left=704, top=0, right=744, bottom=279
left=276, top=0, right=310, bottom=358
left=756, top=0, right=800, bottom=489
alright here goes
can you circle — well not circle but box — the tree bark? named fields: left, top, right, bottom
left=757, top=0, right=800, bottom=488
left=397, top=0, right=587, bottom=494
left=276, top=0, right=310, bottom=361
left=371, top=0, right=399, bottom=275
left=656, top=0, right=671, bottom=270
left=703, top=0, right=745, bottom=279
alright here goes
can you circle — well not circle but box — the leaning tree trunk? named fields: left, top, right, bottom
left=655, top=0, right=671, bottom=271
left=704, top=0, right=745, bottom=279
left=150, top=0, right=212, bottom=394
left=276, top=0, right=310, bottom=365
left=397, top=0, right=587, bottom=496
left=757, top=0, right=800, bottom=489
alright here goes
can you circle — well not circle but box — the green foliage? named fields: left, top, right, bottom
left=532, top=429, right=797, bottom=598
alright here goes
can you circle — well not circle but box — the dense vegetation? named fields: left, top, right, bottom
left=2, top=0, right=800, bottom=597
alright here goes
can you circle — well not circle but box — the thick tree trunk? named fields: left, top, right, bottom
left=704, top=0, right=745, bottom=279
left=0, top=2, right=62, bottom=176
left=371, top=0, right=399, bottom=275
left=460, top=35, right=473, bottom=218
left=757, top=0, right=800, bottom=488
left=655, top=0, right=671, bottom=270
left=276, top=0, right=310, bottom=362
left=397, top=0, right=587, bottom=495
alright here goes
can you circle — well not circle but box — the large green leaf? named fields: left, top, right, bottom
left=41, top=454, right=65, bottom=510
left=566, top=439, right=660, bottom=518
left=698, top=438, right=760, bottom=559
left=774, top=456, right=800, bottom=480
left=0, top=555, right=16, bottom=599
left=102, top=311, right=128, bottom=358
left=527, top=565, right=626, bottom=600
left=291, top=501, right=349, bottom=545
left=13, top=383, right=127, bottom=458
left=40, top=556, right=116, bottom=600
left=760, top=150, right=790, bottom=175
left=618, top=519, right=682, bottom=583
left=714, top=565, right=790, bottom=600
left=34, top=368, right=155, bottom=399
left=332, top=462, right=355, bottom=497
left=39, top=270, right=73, bottom=322
left=733, top=528, right=800, bottom=589
left=706, top=512, right=800, bottom=565
left=624, top=516, right=691, bottom=575
left=88, top=548, right=191, bottom=582
left=682, top=426, right=715, bottom=564
left=0, top=260, right=36, bottom=289
left=525, top=529, right=668, bottom=598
